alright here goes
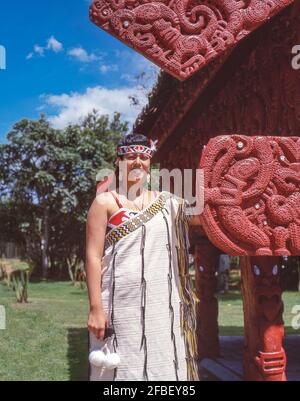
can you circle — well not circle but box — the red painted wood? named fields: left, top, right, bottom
left=241, top=256, right=286, bottom=381
left=194, top=237, right=220, bottom=360
left=200, top=135, right=300, bottom=256
left=90, top=0, right=293, bottom=81
left=134, top=3, right=300, bottom=158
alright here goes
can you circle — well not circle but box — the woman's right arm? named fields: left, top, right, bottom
left=85, top=193, right=109, bottom=340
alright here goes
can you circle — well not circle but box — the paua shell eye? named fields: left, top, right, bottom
left=253, top=265, right=261, bottom=276
left=237, top=141, right=244, bottom=150
left=272, top=265, right=279, bottom=276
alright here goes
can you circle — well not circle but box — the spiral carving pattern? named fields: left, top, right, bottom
left=90, top=0, right=293, bottom=80
left=200, top=135, right=300, bottom=256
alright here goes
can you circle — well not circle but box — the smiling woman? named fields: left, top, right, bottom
left=85, top=134, right=199, bottom=381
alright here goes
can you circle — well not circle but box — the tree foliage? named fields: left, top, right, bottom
left=0, top=111, right=128, bottom=278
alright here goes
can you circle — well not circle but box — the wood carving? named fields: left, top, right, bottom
left=194, top=237, right=220, bottom=360
left=241, top=256, right=286, bottom=381
left=200, top=135, right=300, bottom=256
left=90, top=0, right=293, bottom=81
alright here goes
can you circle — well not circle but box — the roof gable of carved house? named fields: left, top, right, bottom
left=90, top=0, right=293, bottom=81
left=130, top=1, right=300, bottom=157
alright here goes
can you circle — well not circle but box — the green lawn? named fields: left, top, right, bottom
left=0, top=281, right=89, bottom=381
left=0, top=281, right=299, bottom=381
left=218, top=291, right=300, bottom=336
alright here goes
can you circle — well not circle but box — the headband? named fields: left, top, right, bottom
left=117, top=139, right=158, bottom=158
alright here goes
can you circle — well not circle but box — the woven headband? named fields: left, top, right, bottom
left=117, top=139, right=158, bottom=158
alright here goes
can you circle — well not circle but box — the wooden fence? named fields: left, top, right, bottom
left=0, top=242, right=23, bottom=259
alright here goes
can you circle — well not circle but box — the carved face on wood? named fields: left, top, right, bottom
left=252, top=258, right=283, bottom=323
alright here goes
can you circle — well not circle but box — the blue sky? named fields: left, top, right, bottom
left=0, top=0, right=158, bottom=143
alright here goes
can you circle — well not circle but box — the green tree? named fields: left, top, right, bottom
left=0, top=111, right=128, bottom=279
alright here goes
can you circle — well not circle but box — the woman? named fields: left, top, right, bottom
left=86, top=133, right=200, bottom=381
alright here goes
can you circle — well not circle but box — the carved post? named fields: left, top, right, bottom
left=194, top=236, right=220, bottom=360
left=241, top=256, right=286, bottom=381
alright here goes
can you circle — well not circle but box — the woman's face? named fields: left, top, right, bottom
left=120, top=152, right=151, bottom=184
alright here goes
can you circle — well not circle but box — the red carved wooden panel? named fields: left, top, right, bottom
left=200, top=135, right=300, bottom=256
left=90, top=0, right=293, bottom=81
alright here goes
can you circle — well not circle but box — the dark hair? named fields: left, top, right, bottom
left=117, top=133, right=149, bottom=149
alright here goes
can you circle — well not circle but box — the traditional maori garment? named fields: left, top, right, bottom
left=89, top=191, right=198, bottom=381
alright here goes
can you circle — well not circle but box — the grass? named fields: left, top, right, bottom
left=0, top=281, right=89, bottom=381
left=218, top=290, right=300, bottom=336
left=0, top=278, right=299, bottom=381
left=217, top=268, right=300, bottom=336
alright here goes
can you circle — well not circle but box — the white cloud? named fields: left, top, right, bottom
left=26, top=36, right=63, bottom=59
left=34, top=44, right=45, bottom=56
left=68, top=47, right=99, bottom=62
left=115, top=50, right=159, bottom=90
left=42, top=86, right=148, bottom=129
left=47, top=36, right=63, bottom=53
left=38, top=49, right=160, bottom=128
left=99, top=64, right=118, bottom=74
left=26, top=52, right=34, bottom=60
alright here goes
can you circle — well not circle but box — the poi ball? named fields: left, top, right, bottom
left=103, top=353, right=121, bottom=370
left=89, top=350, right=106, bottom=367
